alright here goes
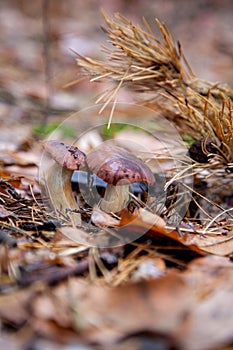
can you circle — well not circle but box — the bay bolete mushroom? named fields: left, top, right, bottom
left=43, top=140, right=86, bottom=226
left=86, top=144, right=155, bottom=213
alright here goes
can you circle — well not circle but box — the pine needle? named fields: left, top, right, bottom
left=74, top=11, right=233, bottom=165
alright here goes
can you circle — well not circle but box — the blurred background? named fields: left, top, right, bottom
left=0, top=0, right=232, bottom=146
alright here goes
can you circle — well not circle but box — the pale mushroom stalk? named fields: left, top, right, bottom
left=46, top=162, right=80, bottom=225
left=43, top=140, right=86, bottom=226
left=100, top=184, right=130, bottom=213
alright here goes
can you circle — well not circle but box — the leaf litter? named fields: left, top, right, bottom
left=0, top=2, right=233, bottom=350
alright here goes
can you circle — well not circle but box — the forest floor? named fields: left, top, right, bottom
left=0, top=1, right=233, bottom=349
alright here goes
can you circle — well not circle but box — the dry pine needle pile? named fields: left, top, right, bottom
left=76, top=11, right=233, bottom=166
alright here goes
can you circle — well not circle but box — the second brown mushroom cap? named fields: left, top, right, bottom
left=86, top=144, right=155, bottom=213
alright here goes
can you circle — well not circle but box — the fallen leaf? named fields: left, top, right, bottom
left=29, top=275, right=192, bottom=345
left=91, top=205, right=120, bottom=228
left=119, top=208, right=205, bottom=254
left=10, top=255, right=233, bottom=349
left=119, top=208, right=167, bottom=234
left=120, top=209, right=233, bottom=256
left=0, top=290, right=29, bottom=327
left=178, top=256, right=233, bottom=350
left=0, top=170, right=23, bottom=188
left=178, top=230, right=233, bottom=256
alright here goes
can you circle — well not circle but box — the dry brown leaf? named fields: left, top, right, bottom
left=0, top=290, right=29, bottom=327
left=59, top=226, right=96, bottom=246
left=91, top=205, right=120, bottom=228
left=31, top=318, right=80, bottom=344
left=183, top=255, right=233, bottom=293
left=0, top=171, right=23, bottom=188
left=178, top=256, right=233, bottom=350
left=30, top=275, right=191, bottom=345
left=17, top=257, right=233, bottom=349
left=120, top=208, right=166, bottom=233
left=32, top=291, right=73, bottom=328
left=120, top=208, right=233, bottom=256
left=0, top=150, right=37, bottom=167
left=178, top=230, right=233, bottom=256
left=119, top=208, right=205, bottom=254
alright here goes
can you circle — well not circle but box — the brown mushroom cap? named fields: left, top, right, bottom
left=86, top=145, right=155, bottom=186
left=43, top=140, right=86, bottom=170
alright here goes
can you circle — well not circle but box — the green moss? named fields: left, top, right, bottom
left=33, top=123, right=75, bottom=138
left=182, top=134, right=195, bottom=145
left=101, top=123, right=143, bottom=139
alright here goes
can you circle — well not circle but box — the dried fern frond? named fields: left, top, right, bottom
left=76, top=11, right=233, bottom=164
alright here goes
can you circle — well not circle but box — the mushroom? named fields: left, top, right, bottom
left=42, top=140, right=86, bottom=226
left=85, top=144, right=155, bottom=213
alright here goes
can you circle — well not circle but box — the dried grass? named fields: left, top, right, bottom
left=76, top=11, right=233, bottom=165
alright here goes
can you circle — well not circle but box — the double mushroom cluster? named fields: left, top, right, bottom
left=43, top=140, right=155, bottom=224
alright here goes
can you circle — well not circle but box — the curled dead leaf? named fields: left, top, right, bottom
left=120, top=208, right=233, bottom=256
left=91, top=205, right=120, bottom=228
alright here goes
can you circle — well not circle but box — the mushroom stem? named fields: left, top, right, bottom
left=100, top=184, right=130, bottom=213
left=46, top=161, right=81, bottom=226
